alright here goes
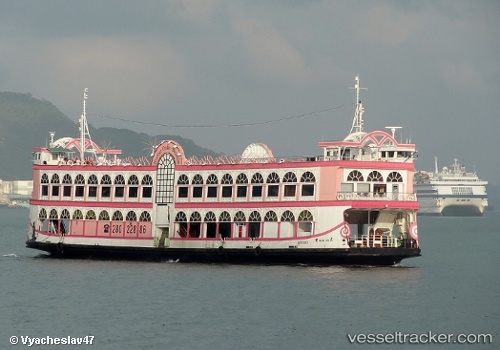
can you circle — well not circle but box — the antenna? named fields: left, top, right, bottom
left=79, top=88, right=97, bottom=161
left=385, top=126, right=402, bottom=140
left=348, top=75, right=367, bottom=134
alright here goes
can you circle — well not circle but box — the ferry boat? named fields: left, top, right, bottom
left=414, top=158, right=488, bottom=216
left=26, top=76, right=421, bottom=265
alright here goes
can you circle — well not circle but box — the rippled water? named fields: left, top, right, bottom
left=1, top=207, right=498, bottom=349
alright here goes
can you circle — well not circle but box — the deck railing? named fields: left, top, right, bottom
left=337, top=192, right=416, bottom=201
left=350, top=235, right=418, bottom=248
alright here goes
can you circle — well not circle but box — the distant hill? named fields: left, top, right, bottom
left=0, top=92, right=217, bottom=180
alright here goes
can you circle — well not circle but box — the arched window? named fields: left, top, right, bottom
left=72, top=210, right=83, bottom=220
left=236, top=173, right=248, bottom=184
left=114, top=175, right=125, bottom=184
left=128, top=175, right=139, bottom=199
left=101, top=174, right=112, bottom=184
left=51, top=174, right=60, bottom=184
left=266, top=172, right=280, bottom=183
left=387, top=172, right=403, bottom=182
left=88, top=174, right=98, bottom=184
left=39, top=208, right=47, bottom=220
left=112, top=211, right=123, bottom=221
left=283, top=172, right=297, bottom=183
left=221, top=174, right=233, bottom=198
left=128, top=175, right=139, bottom=185
left=177, top=174, right=189, bottom=199
left=266, top=172, right=280, bottom=197
left=281, top=210, right=295, bottom=222
left=347, top=170, right=364, bottom=181
left=141, top=174, right=153, bottom=198
left=249, top=211, right=261, bottom=221
left=86, top=210, right=96, bottom=220
left=234, top=211, right=246, bottom=222
left=126, top=211, right=137, bottom=221
left=251, top=173, right=264, bottom=198
left=99, top=210, right=110, bottom=220
left=207, top=174, right=218, bottom=198
left=41, top=174, right=49, bottom=184
left=61, top=209, right=71, bottom=219
left=189, top=211, right=202, bottom=237
left=49, top=209, right=58, bottom=219
left=142, top=175, right=153, bottom=185
left=75, top=174, right=85, bottom=184
left=367, top=171, right=383, bottom=182
left=205, top=211, right=217, bottom=222
left=207, top=174, right=218, bottom=184
left=192, top=174, right=204, bottom=184
left=101, top=174, right=112, bottom=198
left=50, top=174, right=60, bottom=197
left=283, top=172, right=297, bottom=197
left=236, top=173, right=248, bottom=198
left=298, top=210, right=313, bottom=221
left=264, top=210, right=278, bottom=221
left=298, top=210, right=313, bottom=235
left=62, top=174, right=72, bottom=184
left=218, top=211, right=230, bottom=222
left=190, top=211, right=202, bottom=222
left=175, top=211, right=188, bottom=237
left=114, top=174, right=125, bottom=198
left=62, top=174, right=72, bottom=197
left=251, top=173, right=264, bottom=183
left=301, top=171, right=316, bottom=182
left=177, top=174, right=189, bottom=185
left=175, top=212, right=187, bottom=222
left=249, top=211, right=261, bottom=238
left=221, top=174, right=233, bottom=184
left=139, top=211, right=151, bottom=222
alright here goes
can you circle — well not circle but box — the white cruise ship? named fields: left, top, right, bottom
left=414, top=158, right=488, bottom=216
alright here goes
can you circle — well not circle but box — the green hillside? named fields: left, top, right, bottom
left=0, top=92, right=217, bottom=180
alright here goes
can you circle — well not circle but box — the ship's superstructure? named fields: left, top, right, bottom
left=26, top=76, right=421, bottom=265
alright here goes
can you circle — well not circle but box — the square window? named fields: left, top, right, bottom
left=192, top=186, right=203, bottom=198
left=207, top=186, right=217, bottom=198
left=267, top=185, right=279, bottom=197
left=237, top=186, right=247, bottom=198
left=252, top=186, right=262, bottom=197
left=222, top=186, right=232, bottom=198
left=284, top=185, right=296, bottom=197
left=301, top=184, right=314, bottom=196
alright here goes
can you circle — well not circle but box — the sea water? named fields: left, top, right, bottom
left=0, top=207, right=498, bottom=349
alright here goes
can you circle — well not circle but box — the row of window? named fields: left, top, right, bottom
left=38, top=208, right=152, bottom=221
left=347, top=170, right=403, bottom=182
left=451, top=187, right=474, bottom=195
left=177, top=171, right=316, bottom=185
left=41, top=169, right=400, bottom=186
left=178, top=183, right=315, bottom=199
left=175, top=209, right=313, bottom=223
left=41, top=183, right=153, bottom=200
left=41, top=173, right=153, bottom=185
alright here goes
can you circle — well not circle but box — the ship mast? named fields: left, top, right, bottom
left=349, top=75, right=367, bottom=134
left=79, top=88, right=96, bottom=160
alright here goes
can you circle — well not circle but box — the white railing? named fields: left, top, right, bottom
left=337, top=192, right=416, bottom=201
left=350, top=235, right=399, bottom=248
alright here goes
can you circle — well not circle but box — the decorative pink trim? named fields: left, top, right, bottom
left=409, top=223, right=418, bottom=241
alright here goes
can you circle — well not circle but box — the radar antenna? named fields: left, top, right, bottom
left=348, top=75, right=367, bottom=134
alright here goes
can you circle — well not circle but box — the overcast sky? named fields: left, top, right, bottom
left=1, top=1, right=499, bottom=185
